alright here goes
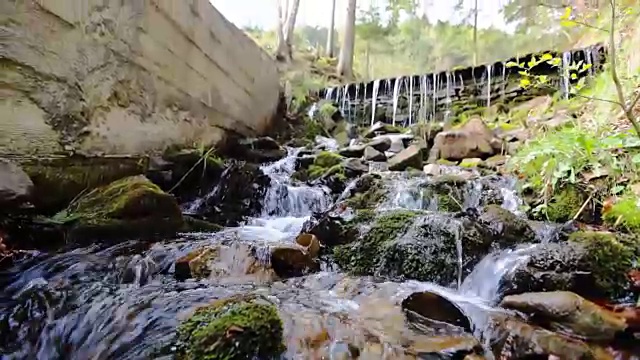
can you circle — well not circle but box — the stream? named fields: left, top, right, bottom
left=0, top=146, right=579, bottom=359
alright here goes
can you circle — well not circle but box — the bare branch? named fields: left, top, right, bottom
left=608, top=0, right=640, bottom=137
left=571, top=93, right=622, bottom=106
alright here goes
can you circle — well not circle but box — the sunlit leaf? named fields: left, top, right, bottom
left=506, top=61, right=519, bottom=68
left=612, top=185, right=626, bottom=195
left=571, top=73, right=578, bottom=80
left=518, top=71, right=529, bottom=76
left=541, top=53, right=553, bottom=61
left=560, top=7, right=572, bottom=20
left=520, top=78, right=531, bottom=87
left=560, top=19, right=576, bottom=28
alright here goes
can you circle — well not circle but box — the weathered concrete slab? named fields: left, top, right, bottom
left=0, top=0, right=281, bottom=156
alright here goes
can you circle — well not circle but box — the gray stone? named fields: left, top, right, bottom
left=338, top=144, right=367, bottom=158
left=367, top=136, right=392, bottom=152
left=388, top=138, right=406, bottom=153
left=388, top=145, right=424, bottom=171
left=364, top=121, right=402, bottom=139
left=363, top=146, right=386, bottom=162
left=423, top=164, right=441, bottom=176
left=343, top=158, right=368, bottom=175
left=0, top=159, right=33, bottom=207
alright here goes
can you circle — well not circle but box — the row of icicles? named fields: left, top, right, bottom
left=319, top=46, right=601, bottom=127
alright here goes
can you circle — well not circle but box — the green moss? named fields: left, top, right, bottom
left=302, top=117, right=326, bottom=140
left=21, top=157, right=146, bottom=214
left=343, top=178, right=385, bottom=210
left=314, top=151, right=343, bottom=168
left=459, top=158, right=483, bottom=168
left=52, top=175, right=178, bottom=225
left=569, top=231, right=639, bottom=298
left=545, top=186, right=585, bottom=222
left=602, top=194, right=640, bottom=232
left=176, top=295, right=285, bottom=360
left=333, top=210, right=419, bottom=275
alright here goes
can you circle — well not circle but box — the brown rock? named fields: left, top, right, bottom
left=295, top=233, right=321, bottom=258
left=500, top=291, right=627, bottom=341
left=388, top=145, right=424, bottom=171
left=428, top=117, right=502, bottom=162
left=402, top=291, right=471, bottom=331
left=270, top=245, right=320, bottom=278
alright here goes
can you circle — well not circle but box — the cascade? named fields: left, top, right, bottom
left=392, top=76, right=402, bottom=126
left=561, top=51, right=572, bottom=99
left=408, top=77, right=414, bottom=125
left=486, top=64, right=492, bottom=109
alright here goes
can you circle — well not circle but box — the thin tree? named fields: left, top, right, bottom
left=275, top=0, right=301, bottom=62
left=472, top=0, right=479, bottom=66
left=326, top=0, right=337, bottom=57
left=337, top=0, right=357, bottom=78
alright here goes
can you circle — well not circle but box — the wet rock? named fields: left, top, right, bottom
left=423, top=164, right=441, bottom=176
left=500, top=231, right=640, bottom=300
left=364, top=146, right=386, bottom=162
left=408, top=335, right=482, bottom=359
left=229, top=136, right=287, bottom=163
left=428, top=117, right=502, bottom=162
left=364, top=121, right=403, bottom=139
left=343, top=158, right=369, bottom=176
left=489, top=318, right=608, bottom=360
left=368, top=136, right=392, bottom=152
left=199, top=161, right=270, bottom=226
left=482, top=155, right=508, bottom=170
left=342, top=174, right=386, bottom=210
left=333, top=211, right=493, bottom=284
left=296, top=233, right=321, bottom=258
left=402, top=291, right=471, bottom=331
left=174, top=247, right=219, bottom=280
left=271, top=245, right=320, bottom=278
left=500, top=291, right=627, bottom=341
left=339, top=144, right=367, bottom=158
left=388, top=145, right=424, bottom=171
left=50, top=175, right=184, bottom=243
left=176, top=294, right=285, bottom=359
left=388, top=137, right=406, bottom=153
left=0, top=159, right=33, bottom=209
left=159, top=149, right=225, bottom=203
left=478, top=205, right=535, bottom=247
left=295, top=155, right=316, bottom=170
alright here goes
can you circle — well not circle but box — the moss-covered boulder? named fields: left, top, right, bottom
left=500, top=231, right=640, bottom=300
left=176, top=294, right=285, bottom=360
left=544, top=186, right=586, bottom=223
left=157, top=148, right=225, bottom=203
left=478, top=205, right=536, bottom=247
left=22, top=156, right=146, bottom=214
left=333, top=211, right=493, bottom=284
left=603, top=193, right=640, bottom=232
left=51, top=175, right=184, bottom=243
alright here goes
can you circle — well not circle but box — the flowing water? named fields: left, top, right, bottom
left=0, top=148, right=551, bottom=359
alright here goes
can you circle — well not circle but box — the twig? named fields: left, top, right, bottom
left=168, top=147, right=217, bottom=194
left=608, top=0, right=640, bottom=137
left=572, top=194, right=593, bottom=220
left=571, top=93, right=622, bottom=106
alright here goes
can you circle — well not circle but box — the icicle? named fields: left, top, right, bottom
left=408, top=77, right=414, bottom=126
left=392, top=77, right=402, bottom=126
left=371, top=79, right=380, bottom=126
left=486, top=64, right=492, bottom=109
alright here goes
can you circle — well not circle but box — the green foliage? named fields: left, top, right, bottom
left=603, top=192, right=640, bottom=232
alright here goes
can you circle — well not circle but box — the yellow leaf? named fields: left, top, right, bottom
left=541, top=53, right=553, bottom=61
left=560, top=7, right=572, bottom=20
left=520, top=78, right=531, bottom=87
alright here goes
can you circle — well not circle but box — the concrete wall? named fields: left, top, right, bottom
left=0, top=0, right=281, bottom=156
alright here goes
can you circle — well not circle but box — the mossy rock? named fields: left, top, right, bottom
left=334, top=211, right=493, bottom=284
left=51, top=175, right=183, bottom=242
left=568, top=231, right=639, bottom=298
left=176, top=294, right=285, bottom=360
left=333, top=210, right=419, bottom=276
left=545, top=187, right=586, bottom=223
left=21, top=156, right=147, bottom=214
left=501, top=231, right=640, bottom=300
left=343, top=174, right=386, bottom=210
left=479, top=205, right=536, bottom=247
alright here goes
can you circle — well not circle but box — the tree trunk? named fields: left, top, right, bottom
left=472, top=0, right=478, bottom=66
left=326, top=0, right=337, bottom=57
left=275, top=0, right=288, bottom=61
left=275, top=0, right=300, bottom=62
left=284, top=0, right=300, bottom=60
left=337, top=0, right=357, bottom=79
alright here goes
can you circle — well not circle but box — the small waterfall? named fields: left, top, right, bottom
left=260, top=148, right=332, bottom=219
left=181, top=166, right=234, bottom=215
left=408, top=76, right=414, bottom=125
left=460, top=245, right=538, bottom=304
